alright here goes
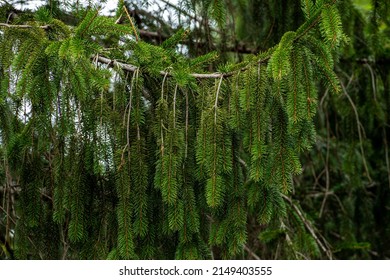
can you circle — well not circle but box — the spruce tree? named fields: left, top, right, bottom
left=0, top=0, right=389, bottom=260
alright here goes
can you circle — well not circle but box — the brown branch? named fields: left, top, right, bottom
left=96, top=56, right=138, bottom=72
left=158, top=0, right=197, bottom=22
left=95, top=54, right=239, bottom=78
left=138, top=29, right=161, bottom=39
left=0, top=23, right=49, bottom=29
left=129, top=24, right=257, bottom=53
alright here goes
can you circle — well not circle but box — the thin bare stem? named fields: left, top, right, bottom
left=340, top=80, right=372, bottom=183
left=123, top=5, right=139, bottom=42
left=243, top=244, right=261, bottom=260
left=173, top=84, right=178, bottom=129
left=319, top=111, right=330, bottom=217
left=185, top=90, right=189, bottom=159
left=160, top=71, right=170, bottom=157
left=126, top=70, right=137, bottom=155
left=364, top=63, right=377, bottom=102
left=282, top=194, right=333, bottom=259
left=384, top=127, right=390, bottom=190
left=214, top=76, right=223, bottom=125
left=0, top=23, right=49, bottom=29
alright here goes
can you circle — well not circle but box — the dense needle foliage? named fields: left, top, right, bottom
left=0, top=0, right=389, bottom=259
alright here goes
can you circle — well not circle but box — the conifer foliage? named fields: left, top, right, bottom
left=0, top=0, right=374, bottom=259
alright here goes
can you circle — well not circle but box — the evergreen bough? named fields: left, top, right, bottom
left=0, top=0, right=348, bottom=259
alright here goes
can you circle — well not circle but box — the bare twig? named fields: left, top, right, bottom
left=0, top=204, right=16, bottom=225
left=340, top=80, right=372, bottom=183
left=115, top=12, right=123, bottom=24
left=26, top=235, right=44, bottom=259
left=319, top=111, right=330, bottom=218
left=159, top=70, right=170, bottom=158
left=214, top=76, right=223, bottom=124
left=96, top=56, right=138, bottom=72
left=282, top=194, right=333, bottom=259
left=123, top=5, right=139, bottom=42
left=0, top=23, right=49, bottom=29
left=184, top=90, right=189, bottom=158
left=312, top=167, right=325, bottom=190
left=173, top=84, right=178, bottom=128
left=60, top=220, right=70, bottom=260
left=243, top=244, right=261, bottom=260
left=126, top=71, right=137, bottom=156
left=364, top=63, right=377, bottom=102
left=319, top=88, right=329, bottom=109
left=384, top=127, right=390, bottom=190
left=280, top=220, right=298, bottom=259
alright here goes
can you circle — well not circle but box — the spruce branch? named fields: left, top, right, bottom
left=0, top=0, right=352, bottom=260
left=1, top=0, right=336, bottom=80
left=78, top=8, right=100, bottom=38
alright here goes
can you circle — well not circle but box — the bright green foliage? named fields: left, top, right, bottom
left=301, top=0, right=315, bottom=19
left=320, top=5, right=343, bottom=49
left=2, top=0, right=384, bottom=260
left=268, top=31, right=295, bottom=80
left=209, top=0, right=226, bottom=28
